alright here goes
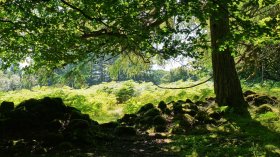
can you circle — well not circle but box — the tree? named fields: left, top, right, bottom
left=0, top=0, right=279, bottom=112
left=210, top=1, right=247, bottom=110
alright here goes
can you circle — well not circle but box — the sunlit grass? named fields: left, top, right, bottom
left=0, top=79, right=279, bottom=124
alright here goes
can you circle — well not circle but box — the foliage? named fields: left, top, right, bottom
left=115, top=82, right=135, bottom=103
left=1, top=0, right=278, bottom=69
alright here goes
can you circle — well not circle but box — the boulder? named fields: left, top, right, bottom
left=158, top=101, right=167, bottom=112
left=185, top=99, right=193, bottom=104
left=254, top=95, right=275, bottom=106
left=255, top=104, right=273, bottom=114
left=118, top=114, right=137, bottom=125
left=137, top=103, right=154, bottom=114
left=143, top=108, right=160, bottom=117
left=114, top=126, right=136, bottom=136
left=0, top=101, right=14, bottom=114
left=67, top=119, right=90, bottom=130
left=153, top=115, right=167, bottom=126
left=243, top=90, right=256, bottom=97
left=155, top=125, right=167, bottom=132
left=173, top=102, right=183, bottom=115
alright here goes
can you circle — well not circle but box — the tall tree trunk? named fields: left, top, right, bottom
left=210, top=2, right=247, bottom=112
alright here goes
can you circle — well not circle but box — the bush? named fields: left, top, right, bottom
left=115, top=83, right=135, bottom=103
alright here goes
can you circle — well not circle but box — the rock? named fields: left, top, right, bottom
left=185, top=99, right=193, bottom=104
left=137, top=103, right=154, bottom=114
left=177, top=100, right=185, bottom=104
left=173, top=102, right=183, bottom=115
left=254, top=95, right=275, bottom=106
left=56, top=142, right=74, bottom=150
left=158, top=101, right=167, bottom=112
left=255, top=104, right=273, bottom=114
left=118, top=114, right=137, bottom=125
left=171, top=126, right=185, bottom=134
left=40, top=97, right=67, bottom=113
left=245, top=95, right=256, bottom=102
left=195, top=101, right=208, bottom=107
left=48, top=119, right=63, bottom=131
left=205, top=97, right=216, bottom=102
left=100, top=122, right=119, bottom=129
left=138, top=116, right=153, bottom=126
left=67, top=119, right=90, bottom=130
left=16, top=98, right=38, bottom=111
left=0, top=101, right=14, bottom=114
left=153, top=115, right=167, bottom=126
left=179, top=114, right=193, bottom=128
left=243, top=90, right=256, bottom=97
left=143, top=108, right=160, bottom=117
left=155, top=125, right=167, bottom=132
left=209, top=112, right=222, bottom=120
left=114, top=126, right=136, bottom=136
left=43, top=133, right=64, bottom=146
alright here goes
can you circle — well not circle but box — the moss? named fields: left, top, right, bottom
left=0, top=101, right=14, bottom=114
left=137, top=103, right=154, bottom=114
left=153, top=115, right=167, bottom=126
left=255, top=104, right=273, bottom=114
left=173, top=102, right=183, bottom=115
left=144, top=108, right=160, bottom=117
left=254, top=95, right=275, bottom=106
left=114, top=126, right=136, bottom=136
left=158, top=101, right=167, bottom=112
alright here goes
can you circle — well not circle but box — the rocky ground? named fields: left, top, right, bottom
left=0, top=91, right=278, bottom=157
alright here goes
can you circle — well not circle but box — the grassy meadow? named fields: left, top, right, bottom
left=0, top=80, right=279, bottom=123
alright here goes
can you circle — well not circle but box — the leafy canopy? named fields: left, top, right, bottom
left=0, top=0, right=279, bottom=70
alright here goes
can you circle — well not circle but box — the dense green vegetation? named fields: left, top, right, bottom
left=1, top=0, right=280, bottom=156
left=0, top=80, right=279, bottom=156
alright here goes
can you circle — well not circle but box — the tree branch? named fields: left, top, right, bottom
left=81, top=29, right=127, bottom=38
left=60, top=0, right=111, bottom=28
left=154, top=77, right=212, bottom=89
left=0, top=19, right=14, bottom=24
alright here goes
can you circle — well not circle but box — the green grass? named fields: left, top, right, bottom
left=0, top=79, right=279, bottom=124
left=0, top=80, right=215, bottom=123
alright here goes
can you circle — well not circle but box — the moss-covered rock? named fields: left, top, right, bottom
left=243, top=90, right=256, bottom=97
left=171, top=126, right=185, bottom=134
left=137, top=103, right=154, bottom=114
left=48, top=119, right=63, bottom=131
left=173, top=102, right=183, bottom=115
left=0, top=101, right=14, bottom=116
left=158, top=101, right=167, bottom=112
left=185, top=99, right=193, bottom=104
left=155, top=125, right=167, bottom=132
left=118, top=114, right=137, bottom=125
left=144, top=108, right=160, bottom=117
left=153, top=115, right=167, bottom=126
left=255, top=104, right=273, bottom=114
left=67, top=119, right=90, bottom=130
left=100, top=122, right=119, bottom=129
left=43, top=132, right=64, bottom=146
left=56, top=142, right=74, bottom=151
left=114, top=126, right=136, bottom=136
left=254, top=95, right=276, bottom=106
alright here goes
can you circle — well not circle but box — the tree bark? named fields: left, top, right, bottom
left=210, top=2, right=248, bottom=112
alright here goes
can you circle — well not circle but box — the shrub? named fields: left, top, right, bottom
left=115, top=83, right=135, bottom=103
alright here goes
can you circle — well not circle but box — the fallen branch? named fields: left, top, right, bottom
left=154, top=76, right=212, bottom=89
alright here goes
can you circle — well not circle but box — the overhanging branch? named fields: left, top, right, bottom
left=60, top=0, right=110, bottom=27
left=81, top=29, right=127, bottom=38
left=0, top=19, right=14, bottom=24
